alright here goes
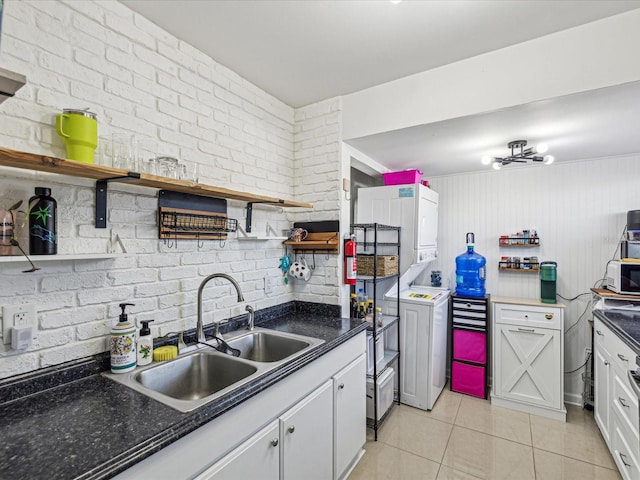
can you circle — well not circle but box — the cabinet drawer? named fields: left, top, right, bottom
left=494, top=303, right=562, bottom=330
left=613, top=373, right=640, bottom=438
left=612, top=409, right=640, bottom=480
left=593, top=318, right=608, bottom=353
left=610, top=338, right=636, bottom=378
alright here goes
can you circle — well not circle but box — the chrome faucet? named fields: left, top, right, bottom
left=197, top=273, right=244, bottom=343
left=245, top=305, right=254, bottom=331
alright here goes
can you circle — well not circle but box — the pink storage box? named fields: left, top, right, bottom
left=453, top=330, right=486, bottom=364
left=451, top=361, right=486, bottom=398
left=382, top=169, right=422, bottom=186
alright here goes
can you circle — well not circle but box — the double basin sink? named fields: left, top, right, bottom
left=104, top=328, right=324, bottom=412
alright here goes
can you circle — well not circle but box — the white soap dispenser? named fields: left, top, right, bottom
left=137, top=319, right=154, bottom=366
left=110, top=303, right=137, bottom=374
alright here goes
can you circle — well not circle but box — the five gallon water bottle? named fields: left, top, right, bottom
left=455, top=232, right=486, bottom=297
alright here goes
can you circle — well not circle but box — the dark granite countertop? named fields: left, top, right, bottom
left=0, top=305, right=366, bottom=480
left=594, top=309, right=640, bottom=355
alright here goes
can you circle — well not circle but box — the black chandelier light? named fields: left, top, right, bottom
left=482, top=140, right=555, bottom=170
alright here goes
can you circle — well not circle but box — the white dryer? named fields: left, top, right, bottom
left=386, top=286, right=450, bottom=411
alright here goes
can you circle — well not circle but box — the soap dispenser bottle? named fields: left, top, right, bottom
left=110, top=303, right=137, bottom=374
left=137, top=319, right=154, bottom=366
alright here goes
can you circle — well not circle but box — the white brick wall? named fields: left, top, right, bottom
left=0, top=0, right=342, bottom=379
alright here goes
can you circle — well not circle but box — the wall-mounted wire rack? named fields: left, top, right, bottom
left=158, top=190, right=237, bottom=242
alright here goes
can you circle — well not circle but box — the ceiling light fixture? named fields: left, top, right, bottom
left=484, top=140, right=555, bottom=168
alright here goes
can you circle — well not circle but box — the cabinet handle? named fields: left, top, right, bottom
left=619, top=453, right=632, bottom=468
left=604, top=361, right=610, bottom=366
left=517, top=327, right=535, bottom=333
left=619, top=397, right=630, bottom=408
left=617, top=353, right=629, bottom=362
left=596, top=330, right=604, bottom=336
left=338, top=383, right=345, bottom=390
left=524, top=314, right=529, bottom=318
left=270, top=438, right=279, bottom=447
left=287, top=425, right=295, bottom=434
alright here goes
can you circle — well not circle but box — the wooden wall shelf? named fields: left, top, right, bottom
left=0, top=147, right=312, bottom=228
left=283, top=232, right=340, bottom=254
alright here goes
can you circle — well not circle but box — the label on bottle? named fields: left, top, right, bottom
left=111, top=332, right=136, bottom=371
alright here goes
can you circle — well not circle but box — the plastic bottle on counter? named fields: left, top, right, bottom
left=350, top=293, right=357, bottom=318
left=137, top=319, right=154, bottom=366
left=110, top=303, right=137, bottom=374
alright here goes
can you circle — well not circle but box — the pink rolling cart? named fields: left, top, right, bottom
left=450, top=294, right=490, bottom=399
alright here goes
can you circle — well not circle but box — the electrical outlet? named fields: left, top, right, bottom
left=3, top=304, right=36, bottom=345
left=264, top=275, right=273, bottom=295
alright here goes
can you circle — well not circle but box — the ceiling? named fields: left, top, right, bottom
left=121, top=0, right=640, bottom=177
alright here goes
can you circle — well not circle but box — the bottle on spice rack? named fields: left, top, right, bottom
left=28, top=187, right=57, bottom=255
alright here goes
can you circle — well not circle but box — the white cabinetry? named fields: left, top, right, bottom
left=114, top=332, right=366, bottom=480
left=199, top=381, right=334, bottom=480
left=334, top=354, right=366, bottom=480
left=593, top=316, right=639, bottom=480
left=491, top=298, right=566, bottom=421
left=195, top=421, right=280, bottom=480
left=280, top=380, right=333, bottom=480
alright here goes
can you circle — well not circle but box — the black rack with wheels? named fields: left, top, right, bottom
left=350, top=223, right=401, bottom=441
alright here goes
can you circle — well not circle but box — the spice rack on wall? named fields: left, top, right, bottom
left=282, top=221, right=340, bottom=254
left=497, top=232, right=541, bottom=272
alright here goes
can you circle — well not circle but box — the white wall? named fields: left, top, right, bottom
left=342, top=8, right=640, bottom=141
left=0, top=0, right=341, bottom=379
left=426, top=155, right=640, bottom=403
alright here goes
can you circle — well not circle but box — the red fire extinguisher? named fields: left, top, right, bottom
left=344, top=236, right=357, bottom=285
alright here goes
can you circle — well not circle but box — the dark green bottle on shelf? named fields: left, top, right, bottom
left=28, top=187, right=57, bottom=255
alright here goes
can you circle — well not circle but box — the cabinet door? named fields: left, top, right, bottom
left=494, top=324, right=561, bottom=409
left=334, top=354, right=366, bottom=480
left=594, top=346, right=612, bottom=446
left=399, top=302, right=431, bottom=409
left=280, top=380, right=333, bottom=480
left=196, top=420, right=279, bottom=480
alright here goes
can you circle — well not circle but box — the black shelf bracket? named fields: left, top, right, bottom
left=246, top=200, right=284, bottom=233
left=95, top=173, right=141, bottom=228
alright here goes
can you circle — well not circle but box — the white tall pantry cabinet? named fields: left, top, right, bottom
left=491, top=297, right=567, bottom=422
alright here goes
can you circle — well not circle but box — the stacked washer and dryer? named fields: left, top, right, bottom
left=356, top=183, right=449, bottom=411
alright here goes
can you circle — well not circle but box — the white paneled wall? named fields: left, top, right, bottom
left=427, top=155, right=640, bottom=403
left=0, top=0, right=342, bottom=379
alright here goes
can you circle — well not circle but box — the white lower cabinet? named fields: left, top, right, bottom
left=281, top=380, right=333, bottom=479
left=113, top=332, right=367, bottom=480
left=593, top=316, right=640, bottom=480
left=196, top=420, right=280, bottom=480
left=491, top=299, right=566, bottom=421
left=334, top=354, right=366, bottom=480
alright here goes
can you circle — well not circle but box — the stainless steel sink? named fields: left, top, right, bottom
left=226, top=329, right=318, bottom=363
left=103, top=328, right=324, bottom=412
left=135, top=352, right=258, bottom=401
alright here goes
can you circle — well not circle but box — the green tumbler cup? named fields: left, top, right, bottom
left=55, top=109, right=98, bottom=164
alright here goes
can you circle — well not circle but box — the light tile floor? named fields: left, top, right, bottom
left=349, top=389, right=621, bottom=480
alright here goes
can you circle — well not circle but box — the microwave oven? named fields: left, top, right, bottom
left=607, top=260, right=640, bottom=295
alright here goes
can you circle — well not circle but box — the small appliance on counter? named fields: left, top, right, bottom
left=540, top=261, right=557, bottom=304
left=621, top=209, right=640, bottom=259
left=606, top=260, right=640, bottom=295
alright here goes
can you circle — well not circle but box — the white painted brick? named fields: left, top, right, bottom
left=40, top=272, right=107, bottom=294
left=214, top=86, right=243, bottom=109
left=198, top=63, right=230, bottom=90
left=104, top=78, right=156, bottom=107
left=133, top=105, right=180, bottom=132
left=133, top=44, right=178, bottom=76
left=71, top=12, right=131, bottom=53
left=106, top=46, right=154, bottom=81
left=107, top=268, right=157, bottom=286
left=179, top=251, right=218, bottom=265
left=34, top=327, right=75, bottom=349
left=40, top=338, right=106, bottom=367
left=76, top=321, right=111, bottom=341
left=179, top=40, right=214, bottom=67
left=158, top=128, right=198, bottom=149
left=135, top=280, right=180, bottom=298
left=74, top=49, right=130, bottom=84
left=106, top=14, right=155, bottom=50
left=158, top=266, right=198, bottom=281
left=0, top=353, right=39, bottom=380
left=41, top=305, right=107, bottom=329
left=108, top=208, right=156, bottom=225
left=157, top=98, right=197, bottom=123
left=76, top=286, right=135, bottom=307
left=133, top=76, right=178, bottom=105
left=61, top=0, right=103, bottom=23
left=157, top=71, right=198, bottom=100
left=70, top=82, right=132, bottom=114
left=158, top=293, right=189, bottom=309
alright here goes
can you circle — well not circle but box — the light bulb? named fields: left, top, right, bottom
left=492, top=162, right=502, bottom=170
left=481, top=155, right=492, bottom=165
left=543, top=155, right=555, bottom=165
left=535, top=143, right=548, bottom=154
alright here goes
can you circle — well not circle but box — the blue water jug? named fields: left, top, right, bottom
left=455, top=232, right=486, bottom=297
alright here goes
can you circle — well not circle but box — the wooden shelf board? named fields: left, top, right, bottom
left=0, top=253, right=124, bottom=263
left=0, top=147, right=312, bottom=208
left=498, top=268, right=540, bottom=272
